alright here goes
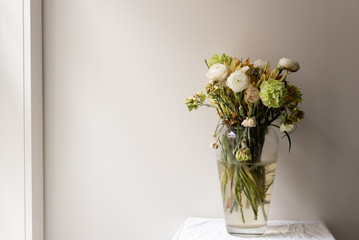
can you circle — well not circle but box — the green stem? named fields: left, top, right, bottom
left=240, top=207, right=245, bottom=223
left=261, top=205, right=267, bottom=222
left=200, top=103, right=218, bottom=108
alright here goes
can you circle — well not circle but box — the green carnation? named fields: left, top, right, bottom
left=259, top=79, right=288, bottom=108
left=207, top=54, right=232, bottom=67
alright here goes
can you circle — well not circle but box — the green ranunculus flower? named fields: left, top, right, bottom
left=207, top=54, right=232, bottom=67
left=259, top=79, right=288, bottom=108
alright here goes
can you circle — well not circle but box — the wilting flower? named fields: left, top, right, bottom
left=253, top=59, right=269, bottom=70
left=278, top=58, right=300, bottom=72
left=226, top=69, right=249, bottom=93
left=259, top=79, right=288, bottom=108
left=285, top=84, right=302, bottom=109
left=288, top=107, right=305, bottom=124
left=205, top=80, right=220, bottom=97
left=280, top=123, right=294, bottom=132
left=241, top=117, right=257, bottom=127
left=245, top=85, right=260, bottom=103
left=209, top=142, right=218, bottom=149
left=236, top=148, right=252, bottom=161
left=206, top=63, right=229, bottom=84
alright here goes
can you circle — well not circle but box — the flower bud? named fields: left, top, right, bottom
left=280, top=123, right=294, bottom=132
left=209, top=142, right=219, bottom=149
left=278, top=58, right=300, bottom=72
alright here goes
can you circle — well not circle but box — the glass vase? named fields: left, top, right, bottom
left=216, top=125, right=279, bottom=236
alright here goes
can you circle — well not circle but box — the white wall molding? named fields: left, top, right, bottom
left=0, top=0, right=43, bottom=239
left=24, top=0, right=43, bottom=240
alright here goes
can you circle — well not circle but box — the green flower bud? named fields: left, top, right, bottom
left=281, top=114, right=288, bottom=124
left=185, top=97, right=196, bottom=111
left=195, top=92, right=206, bottom=102
left=185, top=92, right=206, bottom=112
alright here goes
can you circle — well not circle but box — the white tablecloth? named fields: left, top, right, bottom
left=172, top=218, right=335, bottom=240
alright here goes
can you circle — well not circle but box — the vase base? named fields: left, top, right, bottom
left=226, top=225, right=266, bottom=237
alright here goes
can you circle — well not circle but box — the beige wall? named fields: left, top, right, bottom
left=44, top=0, right=359, bottom=239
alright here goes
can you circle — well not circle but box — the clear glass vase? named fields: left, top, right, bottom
left=216, top=125, right=279, bottom=236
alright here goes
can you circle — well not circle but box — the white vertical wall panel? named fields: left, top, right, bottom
left=0, top=1, right=25, bottom=239
left=0, top=1, right=43, bottom=240
left=24, top=0, right=43, bottom=239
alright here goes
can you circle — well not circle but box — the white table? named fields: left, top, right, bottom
left=172, top=218, right=335, bottom=240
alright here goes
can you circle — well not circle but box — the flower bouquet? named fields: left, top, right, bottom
left=185, top=54, right=304, bottom=235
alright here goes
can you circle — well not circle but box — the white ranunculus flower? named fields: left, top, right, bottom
left=253, top=59, right=269, bottom=69
left=226, top=70, right=249, bottom=93
left=241, top=117, right=257, bottom=127
left=206, top=63, right=229, bottom=84
left=278, top=58, right=300, bottom=72
left=280, top=123, right=294, bottom=132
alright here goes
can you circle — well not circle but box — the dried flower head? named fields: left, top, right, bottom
left=241, top=117, right=257, bottom=127
left=205, top=80, right=220, bottom=97
left=288, top=107, right=305, bottom=124
left=285, top=84, right=302, bottom=109
left=209, top=142, right=219, bottom=149
left=245, top=85, right=260, bottom=103
left=236, top=148, right=252, bottom=161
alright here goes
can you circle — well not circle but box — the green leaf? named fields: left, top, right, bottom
left=283, top=130, right=292, bottom=152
